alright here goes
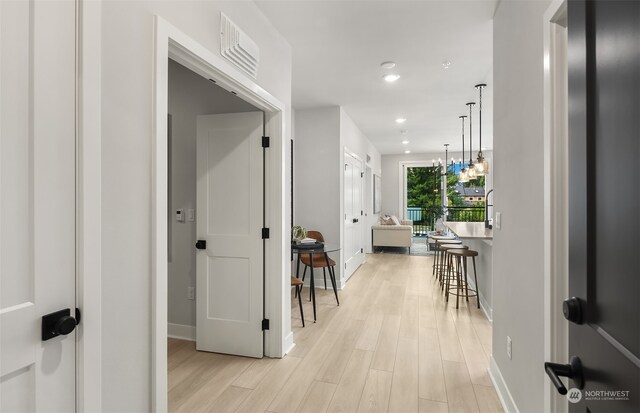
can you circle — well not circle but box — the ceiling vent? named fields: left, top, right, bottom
left=220, top=13, right=259, bottom=79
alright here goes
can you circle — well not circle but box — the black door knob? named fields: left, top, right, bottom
left=195, top=240, right=207, bottom=250
left=55, top=316, right=77, bottom=335
left=42, top=308, right=80, bottom=341
left=563, top=297, right=583, bottom=324
left=544, top=356, right=584, bottom=395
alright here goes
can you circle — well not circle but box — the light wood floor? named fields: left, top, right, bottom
left=168, top=253, right=503, bottom=413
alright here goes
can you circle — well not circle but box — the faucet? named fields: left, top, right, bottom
left=485, top=189, right=494, bottom=229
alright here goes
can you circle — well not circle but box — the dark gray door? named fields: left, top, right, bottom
left=556, top=1, right=640, bottom=411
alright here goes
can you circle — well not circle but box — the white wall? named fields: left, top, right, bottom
left=491, top=1, right=551, bottom=412
left=100, top=2, right=291, bottom=411
left=294, top=107, right=381, bottom=286
left=167, top=59, right=257, bottom=332
left=340, top=108, right=382, bottom=260
left=381, top=151, right=493, bottom=218
left=294, top=107, right=341, bottom=246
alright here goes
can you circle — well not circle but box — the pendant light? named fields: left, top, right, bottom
left=432, top=159, right=439, bottom=193
left=466, top=101, right=477, bottom=181
left=474, top=83, right=489, bottom=176
left=443, top=144, right=450, bottom=177
left=458, top=115, right=469, bottom=183
left=443, top=143, right=449, bottom=204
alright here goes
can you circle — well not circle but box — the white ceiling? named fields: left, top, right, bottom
left=255, top=0, right=497, bottom=155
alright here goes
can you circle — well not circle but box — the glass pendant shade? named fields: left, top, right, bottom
left=459, top=168, right=469, bottom=183
left=474, top=157, right=489, bottom=176
left=467, top=165, right=478, bottom=180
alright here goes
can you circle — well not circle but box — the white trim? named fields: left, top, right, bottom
left=153, top=17, right=288, bottom=413
left=543, top=2, right=569, bottom=413
left=489, top=356, right=521, bottom=413
left=167, top=323, right=195, bottom=341
left=283, top=331, right=295, bottom=355
left=397, top=160, right=444, bottom=221
left=76, top=0, right=102, bottom=411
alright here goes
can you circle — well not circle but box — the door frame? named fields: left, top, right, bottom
left=543, top=1, right=569, bottom=412
left=153, top=17, right=288, bottom=412
left=77, top=0, right=103, bottom=410
left=398, top=160, right=445, bottom=221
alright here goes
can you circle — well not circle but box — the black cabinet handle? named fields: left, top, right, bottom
left=544, top=356, right=584, bottom=395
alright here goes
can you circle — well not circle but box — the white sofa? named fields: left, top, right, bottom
left=372, top=219, right=413, bottom=252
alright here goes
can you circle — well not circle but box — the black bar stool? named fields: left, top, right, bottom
left=439, top=244, right=468, bottom=290
left=432, top=236, right=461, bottom=280
left=446, top=249, right=480, bottom=309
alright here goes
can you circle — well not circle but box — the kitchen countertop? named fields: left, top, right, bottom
left=445, top=222, right=493, bottom=240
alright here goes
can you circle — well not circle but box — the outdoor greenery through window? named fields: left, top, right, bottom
left=406, top=164, right=486, bottom=235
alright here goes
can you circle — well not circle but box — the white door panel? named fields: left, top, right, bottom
left=344, top=152, right=363, bottom=279
left=1, top=1, right=77, bottom=411
left=196, top=112, right=264, bottom=358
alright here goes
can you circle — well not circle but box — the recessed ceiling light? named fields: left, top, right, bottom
left=402, top=140, right=409, bottom=145
left=383, top=74, right=400, bottom=82
left=404, top=150, right=411, bottom=154
left=396, top=117, right=406, bottom=124
left=442, top=61, right=451, bottom=69
left=380, top=61, right=396, bottom=69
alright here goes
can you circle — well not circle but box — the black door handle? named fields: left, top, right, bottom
left=195, top=240, right=207, bottom=250
left=42, top=308, right=80, bottom=341
left=544, top=356, right=584, bottom=395
left=352, top=218, right=358, bottom=223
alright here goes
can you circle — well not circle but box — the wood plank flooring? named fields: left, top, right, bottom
left=168, top=253, right=502, bottom=413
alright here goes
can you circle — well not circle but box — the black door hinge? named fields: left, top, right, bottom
left=262, top=319, right=270, bottom=330
left=361, top=248, right=364, bottom=253
left=262, top=136, right=270, bottom=148
left=361, top=210, right=363, bottom=216
left=262, top=228, right=270, bottom=239
left=361, top=172, right=364, bottom=178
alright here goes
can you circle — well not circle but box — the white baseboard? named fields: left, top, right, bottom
left=168, top=323, right=195, bottom=341
left=283, top=331, right=295, bottom=355
left=466, top=278, right=493, bottom=322
left=489, top=356, right=520, bottom=413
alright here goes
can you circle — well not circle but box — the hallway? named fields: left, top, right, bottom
left=168, top=253, right=502, bottom=412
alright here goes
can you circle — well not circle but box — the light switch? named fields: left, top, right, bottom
left=176, top=209, right=185, bottom=222
left=186, top=209, right=195, bottom=222
left=495, top=212, right=502, bottom=229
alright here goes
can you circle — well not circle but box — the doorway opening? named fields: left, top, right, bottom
left=153, top=17, right=288, bottom=411
left=167, top=59, right=266, bottom=409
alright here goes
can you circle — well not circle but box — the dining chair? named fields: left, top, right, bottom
left=291, top=277, right=305, bottom=327
left=296, top=230, right=339, bottom=305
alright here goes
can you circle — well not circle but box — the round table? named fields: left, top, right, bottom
left=292, top=243, right=340, bottom=322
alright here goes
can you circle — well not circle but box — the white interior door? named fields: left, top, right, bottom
left=344, top=152, right=363, bottom=279
left=196, top=112, right=264, bottom=358
left=0, top=1, right=77, bottom=411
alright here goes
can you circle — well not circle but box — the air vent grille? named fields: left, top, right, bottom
left=220, top=13, right=259, bottom=78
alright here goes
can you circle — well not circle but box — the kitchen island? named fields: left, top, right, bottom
left=445, top=222, right=493, bottom=320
